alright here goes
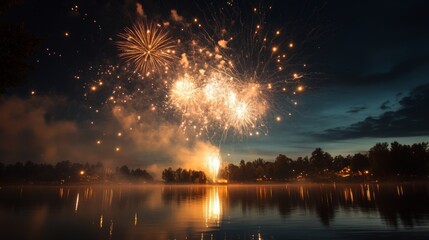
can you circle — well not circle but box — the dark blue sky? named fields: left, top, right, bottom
left=1, top=0, right=428, bottom=169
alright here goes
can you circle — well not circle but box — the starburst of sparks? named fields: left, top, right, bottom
left=117, top=22, right=176, bottom=75
left=83, top=1, right=307, bottom=159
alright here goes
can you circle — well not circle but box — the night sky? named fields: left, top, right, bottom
left=1, top=0, right=428, bottom=174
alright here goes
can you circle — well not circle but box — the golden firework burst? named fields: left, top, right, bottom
left=117, top=22, right=176, bottom=75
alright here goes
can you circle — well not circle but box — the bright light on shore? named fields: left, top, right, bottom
left=206, top=152, right=221, bottom=182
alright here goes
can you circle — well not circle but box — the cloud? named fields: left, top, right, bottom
left=0, top=96, right=135, bottom=167
left=0, top=97, right=77, bottom=163
left=346, top=105, right=366, bottom=114
left=170, top=9, right=183, bottom=22
left=319, top=83, right=429, bottom=139
left=136, top=2, right=145, bottom=18
left=380, top=100, right=391, bottom=110
left=333, top=55, right=429, bottom=86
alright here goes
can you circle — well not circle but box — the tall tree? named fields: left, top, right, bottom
left=274, top=154, right=292, bottom=180
left=350, top=153, right=370, bottom=173
left=310, top=148, right=333, bottom=174
left=369, top=142, right=390, bottom=177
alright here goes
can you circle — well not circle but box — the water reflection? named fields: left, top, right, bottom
left=0, top=183, right=429, bottom=239
left=204, top=186, right=228, bottom=227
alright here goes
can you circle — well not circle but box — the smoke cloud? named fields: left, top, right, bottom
left=0, top=96, right=218, bottom=179
left=112, top=106, right=218, bottom=177
left=136, top=2, right=145, bottom=17
left=170, top=9, right=183, bottom=22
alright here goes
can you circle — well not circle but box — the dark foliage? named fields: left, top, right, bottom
left=162, top=167, right=207, bottom=183
left=0, top=160, right=153, bottom=184
left=219, top=141, right=428, bottom=182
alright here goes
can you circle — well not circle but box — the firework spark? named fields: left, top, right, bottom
left=206, top=151, right=221, bottom=182
left=117, top=22, right=176, bottom=75
left=84, top=2, right=306, bottom=163
left=170, top=75, right=199, bottom=114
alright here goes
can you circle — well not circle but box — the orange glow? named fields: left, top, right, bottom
left=206, top=152, right=221, bottom=182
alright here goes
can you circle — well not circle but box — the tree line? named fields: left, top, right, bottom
left=218, top=141, right=429, bottom=182
left=0, top=160, right=153, bottom=184
left=162, top=167, right=207, bottom=183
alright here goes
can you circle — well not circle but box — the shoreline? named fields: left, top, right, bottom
left=1, top=179, right=428, bottom=187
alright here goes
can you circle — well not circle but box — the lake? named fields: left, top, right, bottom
left=1, top=183, right=429, bottom=240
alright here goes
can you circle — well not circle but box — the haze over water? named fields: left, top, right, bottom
left=1, top=183, right=429, bottom=240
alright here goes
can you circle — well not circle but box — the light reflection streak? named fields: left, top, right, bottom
left=75, top=193, right=79, bottom=212
left=204, top=187, right=224, bottom=227
left=109, top=220, right=114, bottom=238
left=45, top=184, right=428, bottom=237
left=100, top=214, right=103, bottom=229
left=59, top=188, right=64, bottom=199
left=397, top=185, right=404, bottom=196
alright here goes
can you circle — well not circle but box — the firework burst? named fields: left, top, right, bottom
left=117, top=22, right=176, bottom=75
left=85, top=2, right=307, bottom=152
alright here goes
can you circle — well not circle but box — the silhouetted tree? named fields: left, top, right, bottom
left=0, top=160, right=152, bottom=183
left=332, top=155, right=350, bottom=172
left=162, top=168, right=175, bottom=182
left=369, top=143, right=390, bottom=177
left=410, top=143, right=429, bottom=177
left=274, top=154, right=292, bottom=180
left=293, top=156, right=310, bottom=176
left=131, top=168, right=153, bottom=182
left=227, top=163, right=240, bottom=181
left=351, top=153, right=369, bottom=173
left=161, top=167, right=207, bottom=183
left=119, top=165, right=130, bottom=176
left=310, top=148, right=333, bottom=175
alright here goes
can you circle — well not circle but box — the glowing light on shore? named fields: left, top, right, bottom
left=206, top=152, right=221, bottom=182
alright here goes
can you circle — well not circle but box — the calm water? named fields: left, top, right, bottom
left=1, top=183, right=429, bottom=240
